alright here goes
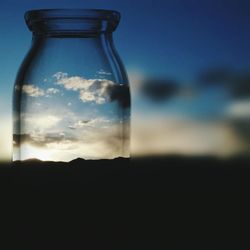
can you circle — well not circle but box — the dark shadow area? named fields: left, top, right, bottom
left=197, top=67, right=250, bottom=99
left=140, top=78, right=179, bottom=102
left=4, top=155, right=250, bottom=192
left=1, top=157, right=250, bottom=248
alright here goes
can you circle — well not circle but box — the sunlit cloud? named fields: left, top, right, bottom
left=68, top=117, right=110, bottom=129
left=128, top=70, right=145, bottom=95
left=14, top=119, right=129, bottom=161
left=22, top=85, right=45, bottom=97
left=13, top=98, right=129, bottom=160
left=53, top=72, right=115, bottom=104
left=0, top=116, right=12, bottom=162
left=22, top=114, right=62, bottom=131
left=22, top=85, right=60, bottom=98
left=131, top=115, right=247, bottom=158
left=79, top=89, right=105, bottom=104
left=46, top=88, right=60, bottom=95
left=225, top=101, right=250, bottom=146
left=53, top=72, right=130, bottom=108
left=225, top=100, right=250, bottom=119
left=97, top=69, right=112, bottom=76
left=18, top=139, right=123, bottom=161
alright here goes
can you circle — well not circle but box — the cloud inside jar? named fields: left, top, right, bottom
left=53, top=72, right=130, bottom=108
left=20, top=72, right=130, bottom=108
left=22, top=85, right=60, bottom=97
left=53, top=72, right=116, bottom=105
left=13, top=117, right=130, bottom=161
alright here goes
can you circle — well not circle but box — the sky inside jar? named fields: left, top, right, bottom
left=13, top=71, right=130, bottom=161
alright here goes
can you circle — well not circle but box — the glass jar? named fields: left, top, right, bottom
left=13, top=9, right=130, bottom=161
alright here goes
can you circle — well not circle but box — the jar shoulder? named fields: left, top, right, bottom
left=15, top=37, right=129, bottom=86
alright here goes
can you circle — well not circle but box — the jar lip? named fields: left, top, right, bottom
left=25, top=9, right=121, bottom=34
left=25, top=9, right=120, bottom=22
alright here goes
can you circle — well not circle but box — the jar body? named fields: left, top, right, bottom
left=13, top=10, right=130, bottom=161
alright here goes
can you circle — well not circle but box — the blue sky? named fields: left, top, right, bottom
left=1, top=0, right=250, bottom=115
left=1, top=0, right=250, bottom=160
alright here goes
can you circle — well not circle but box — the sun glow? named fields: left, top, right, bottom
left=17, top=138, right=127, bottom=162
left=21, top=144, right=53, bottom=161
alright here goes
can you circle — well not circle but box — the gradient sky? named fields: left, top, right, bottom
left=1, top=0, right=250, bottom=161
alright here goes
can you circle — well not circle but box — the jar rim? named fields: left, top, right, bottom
left=25, top=9, right=120, bottom=21
left=25, top=9, right=121, bottom=35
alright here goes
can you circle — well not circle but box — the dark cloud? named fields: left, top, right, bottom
left=13, top=133, right=77, bottom=148
left=13, top=134, right=31, bottom=147
left=229, top=119, right=250, bottom=146
left=140, top=78, right=179, bottom=102
left=198, top=67, right=234, bottom=86
left=232, top=74, right=250, bottom=99
left=109, top=84, right=131, bottom=109
left=198, top=68, right=250, bottom=99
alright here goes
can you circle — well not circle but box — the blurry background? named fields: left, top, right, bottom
left=1, top=0, right=250, bottom=162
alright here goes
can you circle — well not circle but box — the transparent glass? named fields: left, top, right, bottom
left=13, top=9, right=130, bottom=161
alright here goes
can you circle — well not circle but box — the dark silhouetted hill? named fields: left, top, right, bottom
left=1, top=156, right=250, bottom=248
left=0, top=155, right=249, bottom=193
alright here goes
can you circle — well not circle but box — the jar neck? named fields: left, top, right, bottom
left=31, top=32, right=114, bottom=48
left=30, top=33, right=114, bottom=61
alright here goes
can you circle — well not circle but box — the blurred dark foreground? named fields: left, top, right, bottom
left=1, top=156, right=250, bottom=249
